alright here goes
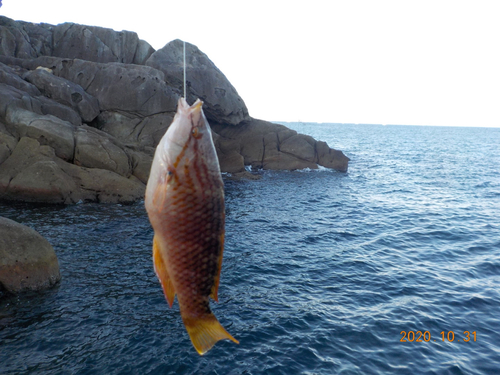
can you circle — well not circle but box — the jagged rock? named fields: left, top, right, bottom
left=146, top=40, right=250, bottom=125
left=24, top=68, right=100, bottom=122
left=0, top=216, right=61, bottom=293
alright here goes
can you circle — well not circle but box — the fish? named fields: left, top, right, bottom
left=145, top=97, right=238, bottom=355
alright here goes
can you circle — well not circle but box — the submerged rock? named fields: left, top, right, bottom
left=0, top=16, right=349, bottom=204
left=0, top=216, right=60, bottom=293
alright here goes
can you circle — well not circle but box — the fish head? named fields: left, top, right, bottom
left=162, top=97, right=219, bottom=173
left=146, top=97, right=220, bottom=208
left=164, top=98, right=211, bottom=160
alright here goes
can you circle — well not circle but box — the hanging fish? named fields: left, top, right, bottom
left=145, top=97, right=238, bottom=355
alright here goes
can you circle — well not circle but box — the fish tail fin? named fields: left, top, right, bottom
left=183, top=313, right=239, bottom=355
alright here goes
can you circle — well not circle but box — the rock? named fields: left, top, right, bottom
left=0, top=16, right=154, bottom=64
left=96, top=111, right=174, bottom=149
left=218, top=149, right=246, bottom=174
left=213, top=132, right=245, bottom=173
left=0, top=127, right=17, bottom=165
left=0, top=137, right=145, bottom=204
left=0, top=16, right=349, bottom=205
left=316, top=141, right=349, bottom=172
left=0, top=17, right=38, bottom=59
left=0, top=216, right=61, bottom=293
left=5, top=108, right=75, bottom=161
left=146, top=40, right=250, bottom=125
left=24, top=68, right=100, bottom=122
left=212, top=118, right=349, bottom=171
left=0, top=61, right=41, bottom=96
left=74, top=125, right=131, bottom=176
left=66, top=166, right=145, bottom=204
left=0, top=137, right=79, bottom=203
left=55, top=59, right=178, bottom=116
left=129, top=150, right=153, bottom=184
left=0, top=67, right=82, bottom=126
left=37, top=95, right=82, bottom=126
left=280, top=134, right=317, bottom=163
left=52, top=23, right=155, bottom=64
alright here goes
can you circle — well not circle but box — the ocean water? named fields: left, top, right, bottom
left=1, top=123, right=499, bottom=374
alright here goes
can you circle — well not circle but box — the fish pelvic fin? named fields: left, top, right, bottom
left=183, top=313, right=239, bottom=355
left=153, top=235, right=176, bottom=307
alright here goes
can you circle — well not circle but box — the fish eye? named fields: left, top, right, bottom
left=192, top=127, right=202, bottom=139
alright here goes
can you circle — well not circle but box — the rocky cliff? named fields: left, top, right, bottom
left=0, top=16, right=349, bottom=204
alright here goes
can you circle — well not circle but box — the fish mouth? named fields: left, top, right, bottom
left=191, top=99, right=203, bottom=112
left=189, top=99, right=204, bottom=126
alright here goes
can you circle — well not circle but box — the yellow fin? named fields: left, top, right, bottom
left=153, top=235, right=176, bottom=307
left=183, top=313, right=239, bottom=355
left=210, top=232, right=225, bottom=302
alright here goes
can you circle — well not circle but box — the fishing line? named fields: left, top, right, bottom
left=183, top=41, right=187, bottom=101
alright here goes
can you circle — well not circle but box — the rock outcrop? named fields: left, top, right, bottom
left=0, top=216, right=61, bottom=293
left=0, top=16, right=349, bottom=204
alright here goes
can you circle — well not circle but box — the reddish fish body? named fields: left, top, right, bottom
left=145, top=98, right=238, bottom=355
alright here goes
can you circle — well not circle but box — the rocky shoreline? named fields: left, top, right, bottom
left=0, top=16, right=349, bottom=205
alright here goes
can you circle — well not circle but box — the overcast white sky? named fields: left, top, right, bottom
left=2, top=0, right=499, bottom=127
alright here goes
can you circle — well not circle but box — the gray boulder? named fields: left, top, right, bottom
left=0, top=216, right=61, bottom=293
left=146, top=39, right=250, bottom=125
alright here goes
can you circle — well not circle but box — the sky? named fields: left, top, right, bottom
left=2, top=0, right=499, bottom=127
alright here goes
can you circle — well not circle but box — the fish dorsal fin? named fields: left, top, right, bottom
left=153, top=235, right=176, bottom=307
left=210, top=232, right=225, bottom=302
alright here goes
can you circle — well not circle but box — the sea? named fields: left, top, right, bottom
left=0, top=123, right=499, bottom=375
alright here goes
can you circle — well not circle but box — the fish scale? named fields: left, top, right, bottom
left=145, top=98, right=238, bottom=355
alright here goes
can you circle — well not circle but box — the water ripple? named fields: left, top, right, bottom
left=2, top=125, right=500, bottom=374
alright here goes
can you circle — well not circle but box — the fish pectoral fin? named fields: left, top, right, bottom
left=153, top=235, right=176, bottom=307
left=209, top=232, right=225, bottom=302
left=183, top=313, right=239, bottom=355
